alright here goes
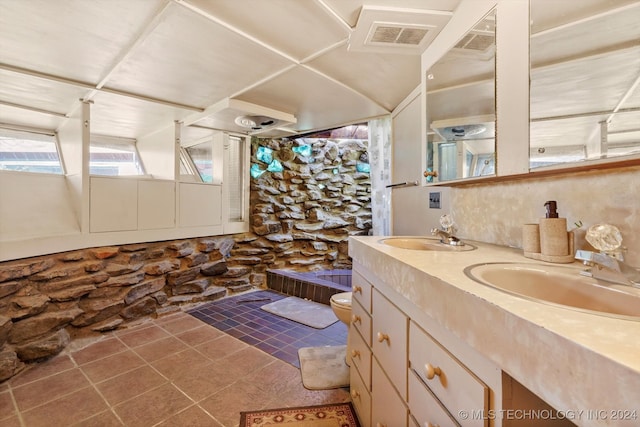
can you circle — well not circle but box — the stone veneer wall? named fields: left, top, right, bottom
left=0, top=135, right=372, bottom=382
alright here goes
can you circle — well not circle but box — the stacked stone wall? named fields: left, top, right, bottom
left=244, top=137, right=372, bottom=271
left=0, top=135, right=372, bottom=382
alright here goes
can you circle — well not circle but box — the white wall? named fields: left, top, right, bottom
left=0, top=171, right=80, bottom=241
left=391, top=89, right=451, bottom=236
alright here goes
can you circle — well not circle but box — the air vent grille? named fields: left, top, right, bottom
left=369, top=24, right=429, bottom=46
left=455, top=14, right=496, bottom=52
left=455, top=33, right=494, bottom=51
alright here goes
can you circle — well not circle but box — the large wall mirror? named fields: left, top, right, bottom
left=530, top=0, right=640, bottom=169
left=425, top=9, right=496, bottom=183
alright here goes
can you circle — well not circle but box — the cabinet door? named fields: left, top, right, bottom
left=410, top=322, right=488, bottom=427
left=372, top=289, right=408, bottom=399
left=352, top=269, right=373, bottom=313
left=350, top=365, right=371, bottom=427
left=409, top=369, right=460, bottom=427
left=351, top=298, right=371, bottom=346
left=372, top=358, right=408, bottom=427
left=350, top=325, right=372, bottom=390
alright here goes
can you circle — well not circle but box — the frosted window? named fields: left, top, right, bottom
left=226, top=135, right=245, bottom=222
left=0, top=128, right=63, bottom=174
left=90, top=136, right=144, bottom=176
left=185, top=141, right=213, bottom=183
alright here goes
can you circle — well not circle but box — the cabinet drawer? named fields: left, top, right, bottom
left=372, top=289, right=408, bottom=399
left=350, top=365, right=371, bottom=427
left=372, top=358, right=408, bottom=427
left=350, top=326, right=372, bottom=390
left=409, top=322, right=488, bottom=427
left=409, top=369, right=460, bottom=427
left=352, top=270, right=372, bottom=313
left=351, top=298, right=371, bottom=346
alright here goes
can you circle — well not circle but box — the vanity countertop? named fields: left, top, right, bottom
left=349, top=236, right=640, bottom=427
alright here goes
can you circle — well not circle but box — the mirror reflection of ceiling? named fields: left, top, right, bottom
left=530, top=0, right=640, bottom=167
left=426, top=10, right=496, bottom=124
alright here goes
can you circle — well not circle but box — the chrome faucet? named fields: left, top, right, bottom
left=431, top=227, right=464, bottom=246
left=575, top=250, right=640, bottom=288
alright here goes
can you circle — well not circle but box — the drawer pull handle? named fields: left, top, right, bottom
left=353, top=285, right=363, bottom=294
left=351, top=349, right=361, bottom=359
left=376, top=423, right=387, bottom=427
left=377, top=332, right=390, bottom=344
left=426, top=423, right=440, bottom=427
left=351, top=314, right=361, bottom=324
left=351, top=389, right=360, bottom=399
left=425, top=363, right=442, bottom=380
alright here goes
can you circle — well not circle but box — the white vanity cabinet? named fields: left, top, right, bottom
left=351, top=263, right=495, bottom=427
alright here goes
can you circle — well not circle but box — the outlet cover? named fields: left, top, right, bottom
left=429, top=192, right=441, bottom=209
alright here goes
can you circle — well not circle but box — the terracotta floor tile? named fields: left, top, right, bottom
left=12, top=368, right=91, bottom=411
left=113, top=383, right=193, bottom=427
left=21, top=386, right=108, bottom=427
left=133, top=336, right=190, bottom=362
left=243, top=359, right=302, bottom=396
left=150, top=348, right=211, bottom=381
left=175, top=324, right=225, bottom=346
left=199, top=380, right=274, bottom=426
left=195, top=334, right=248, bottom=361
left=156, top=404, right=223, bottom=427
left=71, top=410, right=123, bottom=426
left=219, top=346, right=278, bottom=377
left=81, top=350, right=145, bottom=383
left=0, top=390, right=16, bottom=420
left=0, top=415, right=21, bottom=427
left=158, top=314, right=206, bottom=335
left=95, top=365, right=167, bottom=406
left=72, top=337, right=128, bottom=365
left=9, top=354, right=75, bottom=387
left=171, top=361, right=242, bottom=402
left=117, top=325, right=171, bottom=348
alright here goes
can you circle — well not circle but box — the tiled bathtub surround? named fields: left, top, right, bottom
left=266, top=269, right=352, bottom=305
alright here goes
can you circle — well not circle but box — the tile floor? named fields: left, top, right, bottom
left=0, top=290, right=351, bottom=427
left=188, top=290, right=348, bottom=368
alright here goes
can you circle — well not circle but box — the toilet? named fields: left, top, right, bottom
left=330, top=291, right=353, bottom=365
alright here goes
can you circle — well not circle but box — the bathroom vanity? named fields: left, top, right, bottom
left=348, top=236, right=640, bottom=427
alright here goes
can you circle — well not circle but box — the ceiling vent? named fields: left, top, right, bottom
left=349, top=6, right=452, bottom=55
left=184, top=99, right=296, bottom=137
left=368, top=23, right=430, bottom=46
left=234, top=115, right=277, bottom=130
left=431, top=114, right=495, bottom=141
left=453, top=14, right=496, bottom=57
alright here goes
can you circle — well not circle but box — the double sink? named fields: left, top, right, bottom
left=379, top=237, right=640, bottom=321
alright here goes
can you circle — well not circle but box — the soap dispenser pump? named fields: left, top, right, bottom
left=539, top=200, right=568, bottom=256
left=544, top=200, right=559, bottom=218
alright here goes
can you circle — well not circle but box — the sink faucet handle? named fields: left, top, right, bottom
left=439, top=214, right=455, bottom=233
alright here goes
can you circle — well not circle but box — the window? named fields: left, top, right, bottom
left=90, top=135, right=144, bottom=176
left=225, top=134, right=245, bottom=222
left=0, top=127, right=63, bottom=174
left=185, top=140, right=214, bottom=183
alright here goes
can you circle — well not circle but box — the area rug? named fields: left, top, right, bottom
left=261, top=296, right=338, bottom=329
left=298, top=345, right=349, bottom=390
left=239, top=402, right=360, bottom=427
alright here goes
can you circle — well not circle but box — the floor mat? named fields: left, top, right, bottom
left=298, top=345, right=349, bottom=390
left=260, top=296, right=338, bottom=329
left=240, top=402, right=360, bottom=427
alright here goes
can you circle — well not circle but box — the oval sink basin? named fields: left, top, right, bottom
left=379, top=237, right=475, bottom=252
left=464, top=262, right=640, bottom=320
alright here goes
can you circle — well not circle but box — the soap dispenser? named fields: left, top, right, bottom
left=539, top=201, right=569, bottom=256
